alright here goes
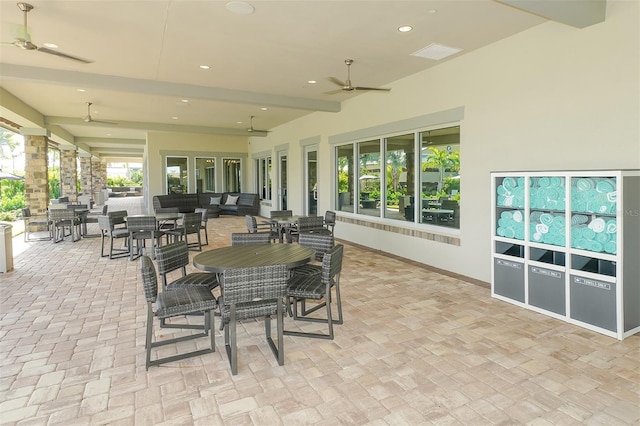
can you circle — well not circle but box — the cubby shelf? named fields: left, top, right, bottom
left=490, top=170, right=640, bottom=340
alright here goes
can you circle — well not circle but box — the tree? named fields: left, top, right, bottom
left=423, top=147, right=453, bottom=193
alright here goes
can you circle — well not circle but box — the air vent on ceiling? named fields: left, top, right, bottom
left=411, top=43, right=462, bottom=60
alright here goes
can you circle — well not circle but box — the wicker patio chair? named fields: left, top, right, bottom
left=230, top=232, right=272, bottom=246
left=127, top=215, right=165, bottom=261
left=220, top=264, right=289, bottom=375
left=194, top=208, right=210, bottom=246
left=285, top=244, right=344, bottom=340
left=21, top=207, right=52, bottom=242
left=49, top=208, right=82, bottom=243
left=139, top=255, right=216, bottom=370
left=164, top=212, right=203, bottom=251
left=98, top=210, right=130, bottom=259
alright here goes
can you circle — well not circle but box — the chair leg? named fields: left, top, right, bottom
left=145, top=304, right=153, bottom=370
left=224, top=304, right=238, bottom=375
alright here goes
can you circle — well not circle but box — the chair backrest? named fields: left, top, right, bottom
left=22, top=207, right=31, bottom=219
left=324, top=210, right=336, bottom=226
left=182, top=212, right=202, bottom=234
left=126, top=215, right=157, bottom=232
left=270, top=210, right=293, bottom=219
left=321, top=244, right=344, bottom=284
left=139, top=255, right=159, bottom=302
left=298, top=233, right=334, bottom=261
left=222, top=264, right=289, bottom=307
left=49, top=208, right=75, bottom=222
left=101, top=205, right=108, bottom=215
left=108, top=210, right=128, bottom=226
left=194, top=207, right=208, bottom=223
left=155, top=241, right=189, bottom=276
left=297, top=215, right=325, bottom=233
left=231, top=232, right=271, bottom=246
left=245, top=215, right=258, bottom=233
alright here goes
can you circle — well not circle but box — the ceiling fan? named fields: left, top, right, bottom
left=83, top=103, right=117, bottom=125
left=247, top=116, right=268, bottom=134
left=1, top=3, right=93, bottom=64
left=326, top=59, right=391, bottom=94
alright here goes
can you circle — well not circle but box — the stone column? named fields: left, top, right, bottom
left=92, top=159, right=106, bottom=192
left=60, top=147, right=78, bottom=201
left=79, top=155, right=93, bottom=195
left=21, top=130, right=49, bottom=215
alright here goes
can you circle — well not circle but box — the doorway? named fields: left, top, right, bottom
left=304, top=147, right=317, bottom=215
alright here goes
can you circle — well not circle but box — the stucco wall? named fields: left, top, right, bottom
left=247, top=0, right=639, bottom=283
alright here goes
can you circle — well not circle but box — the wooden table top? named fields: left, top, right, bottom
left=193, top=244, right=315, bottom=273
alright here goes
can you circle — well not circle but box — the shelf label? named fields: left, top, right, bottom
left=573, top=277, right=611, bottom=291
left=531, top=267, right=562, bottom=279
left=497, top=259, right=522, bottom=269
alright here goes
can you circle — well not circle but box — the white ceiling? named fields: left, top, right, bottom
left=0, top=0, right=585, bottom=160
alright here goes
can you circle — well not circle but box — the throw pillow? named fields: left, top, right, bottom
left=210, top=196, right=221, bottom=205
left=225, top=195, right=239, bottom=205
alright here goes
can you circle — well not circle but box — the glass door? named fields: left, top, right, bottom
left=279, top=152, right=288, bottom=210
left=304, top=146, right=318, bottom=215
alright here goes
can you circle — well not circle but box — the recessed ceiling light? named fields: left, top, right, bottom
left=199, top=65, right=210, bottom=69
left=43, top=42, right=58, bottom=49
left=181, top=99, right=189, bottom=103
left=77, top=88, right=86, bottom=92
left=398, top=26, right=412, bottom=33
left=428, top=9, right=437, bottom=14
left=260, top=107, right=268, bottom=111
left=236, top=121, right=243, bottom=124
left=308, top=80, right=317, bottom=84
left=172, top=116, right=178, bottom=120
left=226, top=1, right=254, bottom=15
left=411, top=43, right=462, bottom=60
left=106, top=133, right=112, bottom=136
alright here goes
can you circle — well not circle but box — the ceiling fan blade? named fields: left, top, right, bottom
left=37, top=47, right=93, bottom=64
left=354, top=86, right=391, bottom=92
left=324, top=89, right=348, bottom=95
left=89, top=120, right=118, bottom=125
left=328, top=77, right=346, bottom=88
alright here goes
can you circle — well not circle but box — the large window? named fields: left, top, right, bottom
left=166, top=156, right=188, bottom=194
left=255, top=156, right=272, bottom=200
left=195, top=157, right=216, bottom=193
left=334, top=125, right=460, bottom=229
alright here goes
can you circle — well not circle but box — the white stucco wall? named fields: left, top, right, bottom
left=145, top=131, right=249, bottom=212
left=247, top=0, right=640, bottom=283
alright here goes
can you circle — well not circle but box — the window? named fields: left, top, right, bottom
left=223, top=158, right=241, bottom=192
left=255, top=156, right=272, bottom=200
left=195, top=157, right=216, bottom=193
left=334, top=125, right=460, bottom=229
left=166, top=156, right=188, bottom=194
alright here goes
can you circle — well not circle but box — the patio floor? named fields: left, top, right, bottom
left=1, top=206, right=638, bottom=425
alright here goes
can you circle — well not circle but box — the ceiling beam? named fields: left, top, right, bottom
left=75, top=137, right=145, bottom=145
left=1, top=63, right=341, bottom=113
left=44, top=116, right=268, bottom=137
left=497, top=0, right=606, bottom=28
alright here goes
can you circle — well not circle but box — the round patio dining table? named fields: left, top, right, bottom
left=193, top=244, right=315, bottom=273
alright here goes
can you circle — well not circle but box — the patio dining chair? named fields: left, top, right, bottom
left=82, top=205, right=107, bottom=237
left=127, top=215, right=165, bottom=261
left=98, top=210, right=130, bottom=259
left=323, top=210, right=336, bottom=235
left=194, top=208, right=210, bottom=246
left=49, top=208, right=82, bottom=243
left=285, top=244, right=344, bottom=340
left=291, top=233, right=335, bottom=278
left=164, top=212, right=204, bottom=251
left=220, top=264, right=289, bottom=375
left=245, top=215, right=278, bottom=242
left=21, top=207, right=52, bottom=242
left=139, top=255, right=216, bottom=370
left=230, top=232, right=272, bottom=246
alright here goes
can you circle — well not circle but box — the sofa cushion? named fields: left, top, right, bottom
left=210, top=196, right=221, bottom=205
left=238, top=193, right=257, bottom=206
left=225, top=195, right=239, bottom=205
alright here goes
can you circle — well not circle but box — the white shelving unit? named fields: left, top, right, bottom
left=490, top=170, right=640, bottom=340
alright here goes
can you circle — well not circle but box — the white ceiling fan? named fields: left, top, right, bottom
left=247, top=116, right=268, bottom=135
left=1, top=3, right=93, bottom=64
left=326, top=59, right=391, bottom=94
left=83, top=103, right=117, bottom=125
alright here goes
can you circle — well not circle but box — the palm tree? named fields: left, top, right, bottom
left=423, top=147, right=452, bottom=193
left=386, top=150, right=405, bottom=192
